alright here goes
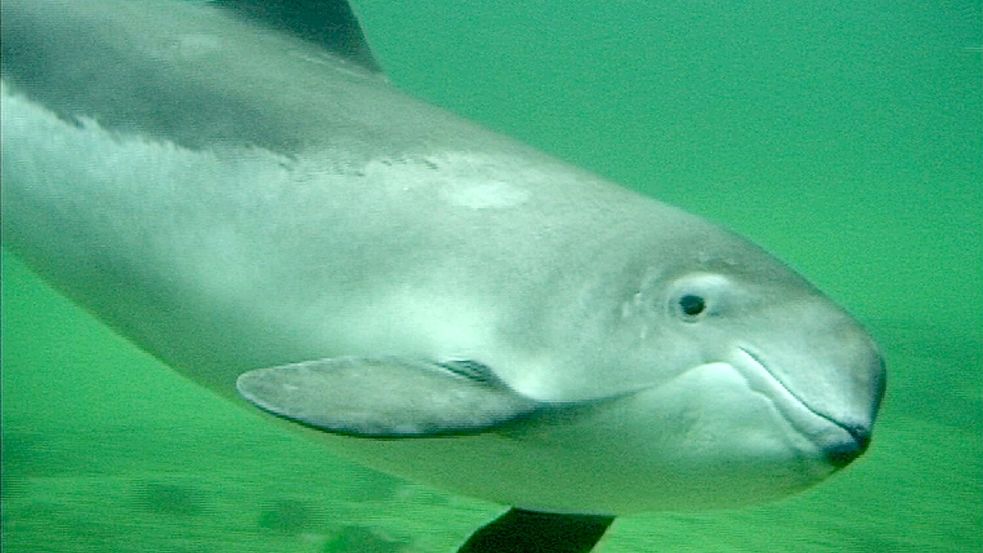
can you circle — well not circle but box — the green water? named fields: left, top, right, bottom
left=2, top=2, right=981, bottom=551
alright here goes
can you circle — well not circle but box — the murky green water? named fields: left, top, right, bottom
left=2, top=2, right=980, bottom=552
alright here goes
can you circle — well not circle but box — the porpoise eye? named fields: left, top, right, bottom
left=678, top=294, right=706, bottom=317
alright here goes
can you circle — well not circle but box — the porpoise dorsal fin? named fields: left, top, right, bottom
left=213, top=0, right=381, bottom=72
left=236, top=357, right=541, bottom=438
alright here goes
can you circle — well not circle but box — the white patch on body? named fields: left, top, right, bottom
left=361, top=152, right=531, bottom=210
left=172, top=33, right=222, bottom=58
left=441, top=179, right=529, bottom=210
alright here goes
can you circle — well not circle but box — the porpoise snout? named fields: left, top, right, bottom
left=824, top=423, right=873, bottom=468
left=826, top=350, right=886, bottom=468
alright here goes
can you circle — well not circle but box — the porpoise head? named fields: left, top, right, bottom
left=543, top=218, right=887, bottom=510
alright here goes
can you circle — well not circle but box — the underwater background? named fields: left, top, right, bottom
left=2, top=1, right=980, bottom=552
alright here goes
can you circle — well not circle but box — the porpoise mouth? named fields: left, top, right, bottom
left=732, top=346, right=870, bottom=468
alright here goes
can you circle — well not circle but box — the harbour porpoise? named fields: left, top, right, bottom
left=0, top=1, right=886, bottom=550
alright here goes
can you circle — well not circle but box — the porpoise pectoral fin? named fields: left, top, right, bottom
left=459, top=508, right=615, bottom=553
left=236, top=357, right=540, bottom=438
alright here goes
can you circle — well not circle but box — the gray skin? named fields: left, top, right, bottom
left=1, top=0, right=884, bottom=515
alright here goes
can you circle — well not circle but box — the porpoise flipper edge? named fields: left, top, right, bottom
left=236, top=357, right=540, bottom=437
left=459, top=508, right=615, bottom=553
